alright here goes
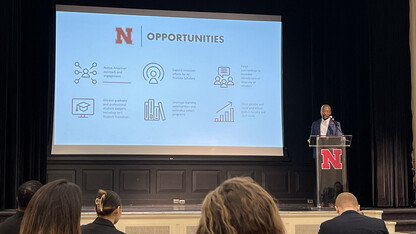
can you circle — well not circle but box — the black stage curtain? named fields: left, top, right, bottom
left=308, top=0, right=412, bottom=206
left=367, top=0, right=412, bottom=206
left=0, top=0, right=52, bottom=209
left=0, top=0, right=412, bottom=209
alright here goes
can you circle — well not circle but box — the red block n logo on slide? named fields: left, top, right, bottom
left=116, top=27, right=132, bottom=44
left=321, top=149, right=342, bottom=170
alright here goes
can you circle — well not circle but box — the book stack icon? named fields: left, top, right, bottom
left=144, top=99, right=166, bottom=121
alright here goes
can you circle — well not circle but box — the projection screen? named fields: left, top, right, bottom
left=52, top=5, right=283, bottom=156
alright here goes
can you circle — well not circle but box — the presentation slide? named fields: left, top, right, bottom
left=52, top=5, right=283, bottom=156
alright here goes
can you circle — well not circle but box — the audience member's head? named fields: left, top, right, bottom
left=19, top=179, right=82, bottom=234
left=94, top=189, right=122, bottom=224
left=16, top=180, right=42, bottom=211
left=196, top=177, right=286, bottom=234
left=335, top=192, right=360, bottom=214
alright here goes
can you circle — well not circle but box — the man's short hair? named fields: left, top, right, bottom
left=335, top=192, right=358, bottom=208
left=17, top=180, right=42, bottom=209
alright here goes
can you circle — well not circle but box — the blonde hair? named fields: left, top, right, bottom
left=94, top=189, right=121, bottom=216
left=20, top=179, right=82, bottom=234
left=197, top=177, right=286, bottom=234
left=335, top=192, right=359, bottom=208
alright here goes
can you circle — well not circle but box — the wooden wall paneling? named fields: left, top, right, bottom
left=120, top=169, right=150, bottom=194
left=47, top=163, right=313, bottom=206
left=226, top=169, right=256, bottom=180
left=82, top=169, right=114, bottom=204
left=263, top=167, right=290, bottom=195
left=47, top=169, right=76, bottom=183
left=191, top=170, right=220, bottom=193
left=156, top=169, right=186, bottom=193
left=294, top=167, right=314, bottom=194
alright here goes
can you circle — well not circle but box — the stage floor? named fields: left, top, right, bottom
left=1, top=206, right=407, bottom=233
left=80, top=203, right=320, bottom=213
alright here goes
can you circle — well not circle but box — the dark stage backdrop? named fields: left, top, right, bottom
left=0, top=0, right=412, bottom=209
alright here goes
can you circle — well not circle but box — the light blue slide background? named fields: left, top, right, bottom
left=54, top=10, right=282, bottom=148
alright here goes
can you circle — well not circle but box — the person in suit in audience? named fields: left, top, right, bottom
left=318, top=192, right=388, bottom=234
left=0, top=180, right=42, bottom=234
left=196, top=177, right=286, bottom=234
left=19, top=179, right=82, bottom=234
left=81, top=189, right=125, bottom=234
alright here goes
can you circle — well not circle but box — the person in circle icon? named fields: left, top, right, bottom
left=214, top=76, right=221, bottom=85
left=149, top=70, right=159, bottom=84
left=143, top=63, right=164, bottom=84
left=227, top=76, right=234, bottom=86
left=82, top=68, right=90, bottom=78
left=220, top=78, right=228, bottom=88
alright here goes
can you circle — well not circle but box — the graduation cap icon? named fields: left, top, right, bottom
left=72, top=98, right=94, bottom=118
left=76, top=102, right=90, bottom=112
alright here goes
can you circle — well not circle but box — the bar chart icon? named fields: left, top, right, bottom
left=215, top=101, right=235, bottom=122
left=144, top=99, right=166, bottom=121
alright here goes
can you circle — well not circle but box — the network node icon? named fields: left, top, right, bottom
left=74, top=62, right=98, bottom=84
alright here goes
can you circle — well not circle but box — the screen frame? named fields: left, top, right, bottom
left=51, top=4, right=285, bottom=157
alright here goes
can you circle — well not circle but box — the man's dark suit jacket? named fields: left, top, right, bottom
left=310, top=119, right=343, bottom=137
left=318, top=210, right=389, bottom=234
left=81, top=217, right=125, bottom=234
left=310, top=119, right=343, bottom=159
left=0, top=211, right=24, bottom=234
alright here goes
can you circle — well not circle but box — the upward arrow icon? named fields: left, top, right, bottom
left=216, top=101, right=233, bottom=113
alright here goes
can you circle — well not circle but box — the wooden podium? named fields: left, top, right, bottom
left=309, top=135, right=352, bottom=208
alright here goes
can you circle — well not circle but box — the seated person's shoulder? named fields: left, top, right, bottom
left=81, top=223, right=125, bottom=234
left=80, top=223, right=93, bottom=233
left=0, top=214, right=21, bottom=234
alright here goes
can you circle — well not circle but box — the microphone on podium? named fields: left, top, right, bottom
left=329, top=116, right=343, bottom=135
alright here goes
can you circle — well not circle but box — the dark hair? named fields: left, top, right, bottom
left=197, top=177, right=286, bottom=234
left=20, top=179, right=82, bottom=234
left=95, top=189, right=122, bottom=216
left=17, top=180, right=42, bottom=209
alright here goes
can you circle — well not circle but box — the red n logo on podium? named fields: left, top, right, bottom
left=321, top=149, right=342, bottom=169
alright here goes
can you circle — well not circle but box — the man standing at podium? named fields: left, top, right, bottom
left=309, top=104, right=345, bottom=207
left=310, top=104, right=343, bottom=138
